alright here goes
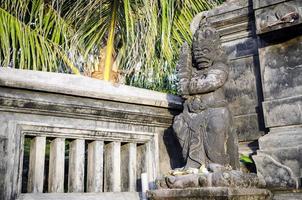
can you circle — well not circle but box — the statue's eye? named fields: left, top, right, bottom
left=202, top=48, right=210, bottom=54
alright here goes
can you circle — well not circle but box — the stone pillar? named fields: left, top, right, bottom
left=0, top=136, right=8, bottom=200
left=252, top=0, right=302, bottom=189
left=87, top=141, right=104, bottom=192
left=104, top=141, right=121, bottom=192
left=48, top=138, right=65, bottom=192
left=68, top=139, right=85, bottom=192
left=27, top=137, right=46, bottom=193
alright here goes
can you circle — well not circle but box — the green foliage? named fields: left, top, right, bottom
left=0, top=0, right=82, bottom=73
left=240, top=154, right=254, bottom=164
left=0, top=0, right=223, bottom=93
left=119, top=0, right=224, bottom=93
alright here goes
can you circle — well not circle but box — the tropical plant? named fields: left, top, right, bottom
left=240, top=154, right=254, bottom=164
left=0, top=0, right=223, bottom=93
left=117, top=0, right=224, bottom=93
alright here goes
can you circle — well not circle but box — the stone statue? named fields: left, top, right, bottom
left=173, top=22, right=239, bottom=170
left=155, top=23, right=267, bottom=190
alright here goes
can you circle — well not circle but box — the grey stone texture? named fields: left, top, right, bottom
left=253, top=127, right=302, bottom=189
left=253, top=0, right=302, bottom=34
left=182, top=0, right=302, bottom=192
left=18, top=192, right=141, bottom=200
left=194, top=0, right=302, bottom=191
left=194, top=0, right=266, bottom=142
left=252, top=0, right=302, bottom=190
left=0, top=68, right=182, bottom=199
left=1, top=0, right=302, bottom=198
left=173, top=23, right=239, bottom=170
left=273, top=191, right=302, bottom=200
left=147, top=187, right=272, bottom=200
left=157, top=164, right=265, bottom=189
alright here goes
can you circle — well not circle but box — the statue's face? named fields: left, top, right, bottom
left=193, top=45, right=214, bottom=70
left=192, top=29, right=219, bottom=70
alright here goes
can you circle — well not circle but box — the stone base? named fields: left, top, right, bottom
left=147, top=187, right=272, bottom=200
left=253, top=127, right=302, bottom=189
left=272, top=190, right=302, bottom=200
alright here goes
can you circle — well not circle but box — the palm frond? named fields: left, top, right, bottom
left=0, top=0, right=223, bottom=93
left=0, top=0, right=81, bottom=73
left=120, top=0, right=223, bottom=93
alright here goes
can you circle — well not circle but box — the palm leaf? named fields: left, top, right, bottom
left=1, top=0, right=223, bottom=94
left=0, top=0, right=81, bottom=74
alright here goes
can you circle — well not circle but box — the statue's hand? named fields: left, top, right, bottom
left=189, top=80, right=197, bottom=90
left=179, top=80, right=190, bottom=96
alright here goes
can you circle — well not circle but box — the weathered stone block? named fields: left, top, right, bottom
left=259, top=35, right=302, bottom=101
left=253, top=127, right=302, bottom=189
left=258, top=127, right=302, bottom=149
left=254, top=0, right=302, bottom=34
left=234, top=114, right=264, bottom=142
left=253, top=153, right=299, bottom=189
left=225, top=56, right=259, bottom=116
left=224, top=38, right=258, bottom=60
left=147, top=187, right=272, bottom=200
left=263, top=95, right=302, bottom=127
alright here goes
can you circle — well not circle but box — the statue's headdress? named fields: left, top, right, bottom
left=192, top=23, right=226, bottom=69
left=194, top=23, right=220, bottom=45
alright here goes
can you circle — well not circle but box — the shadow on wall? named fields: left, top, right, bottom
left=162, top=97, right=186, bottom=170
left=163, top=127, right=185, bottom=169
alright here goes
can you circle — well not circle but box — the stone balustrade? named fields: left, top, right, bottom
left=23, top=135, right=151, bottom=194
left=0, top=67, right=182, bottom=200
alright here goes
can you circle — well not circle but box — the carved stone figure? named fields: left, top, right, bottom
left=173, top=22, right=239, bottom=170
left=156, top=164, right=266, bottom=189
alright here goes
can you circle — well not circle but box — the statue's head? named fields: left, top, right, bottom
left=192, top=24, right=224, bottom=70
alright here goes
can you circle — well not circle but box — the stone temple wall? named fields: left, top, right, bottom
left=252, top=0, right=302, bottom=190
left=197, top=0, right=302, bottom=191
left=192, top=0, right=302, bottom=191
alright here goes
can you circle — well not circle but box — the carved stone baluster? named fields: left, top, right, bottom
left=145, top=142, right=155, bottom=189
left=136, top=144, right=147, bottom=192
left=68, top=139, right=85, bottom=192
left=121, top=143, right=137, bottom=192
left=27, top=136, right=46, bottom=193
left=104, top=141, right=121, bottom=192
left=48, top=138, right=65, bottom=193
left=87, top=140, right=104, bottom=192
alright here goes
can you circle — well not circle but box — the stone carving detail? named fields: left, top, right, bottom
left=157, top=164, right=265, bottom=189
left=253, top=154, right=299, bottom=189
left=173, top=22, right=239, bottom=170
left=260, top=3, right=300, bottom=31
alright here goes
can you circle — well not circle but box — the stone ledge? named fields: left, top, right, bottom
left=253, top=0, right=291, bottom=10
left=147, top=187, right=272, bottom=200
left=0, top=68, right=183, bottom=109
left=262, top=95, right=302, bottom=128
left=0, top=87, right=176, bottom=127
left=18, top=192, right=141, bottom=200
left=273, top=190, right=302, bottom=200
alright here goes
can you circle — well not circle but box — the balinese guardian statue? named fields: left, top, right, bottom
left=173, top=22, right=239, bottom=170
left=156, top=22, right=265, bottom=189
